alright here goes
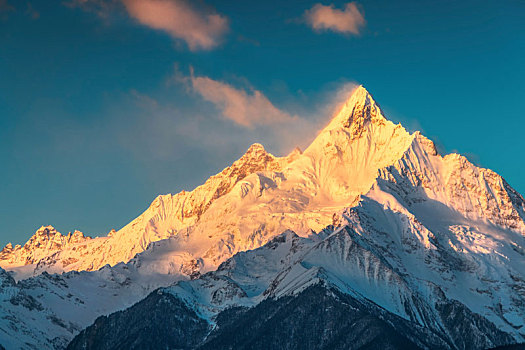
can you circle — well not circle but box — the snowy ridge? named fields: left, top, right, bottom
left=153, top=226, right=516, bottom=349
left=0, top=143, right=289, bottom=275
left=380, top=132, right=525, bottom=232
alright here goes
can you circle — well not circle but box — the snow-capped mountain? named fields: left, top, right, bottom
left=3, top=86, right=523, bottom=279
left=0, top=86, right=524, bottom=349
left=1, top=86, right=419, bottom=277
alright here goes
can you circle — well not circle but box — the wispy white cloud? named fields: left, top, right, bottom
left=92, top=74, right=361, bottom=165
left=177, top=68, right=298, bottom=128
left=171, top=66, right=362, bottom=156
left=304, top=2, right=365, bottom=35
left=65, top=0, right=229, bottom=51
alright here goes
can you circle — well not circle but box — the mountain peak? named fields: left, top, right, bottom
left=351, top=84, right=371, bottom=101
left=36, top=225, right=57, bottom=234
left=234, top=143, right=277, bottom=168
left=301, top=85, right=415, bottom=200
left=324, top=85, right=386, bottom=135
left=244, top=142, right=266, bottom=154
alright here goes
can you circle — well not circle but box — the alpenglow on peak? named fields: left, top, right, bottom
left=323, top=85, right=386, bottom=134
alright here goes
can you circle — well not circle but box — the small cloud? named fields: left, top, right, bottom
left=120, top=0, right=228, bottom=51
left=304, top=2, right=365, bottom=35
left=176, top=67, right=297, bottom=128
left=65, top=0, right=228, bottom=50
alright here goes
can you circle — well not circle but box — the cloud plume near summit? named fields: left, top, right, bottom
left=171, top=66, right=360, bottom=154
left=176, top=68, right=298, bottom=128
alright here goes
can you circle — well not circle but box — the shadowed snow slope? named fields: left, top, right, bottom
left=1, top=86, right=524, bottom=349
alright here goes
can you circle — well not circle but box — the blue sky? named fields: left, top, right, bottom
left=0, top=0, right=523, bottom=245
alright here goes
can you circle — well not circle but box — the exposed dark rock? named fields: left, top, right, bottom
left=435, top=300, right=515, bottom=349
left=201, top=284, right=432, bottom=350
